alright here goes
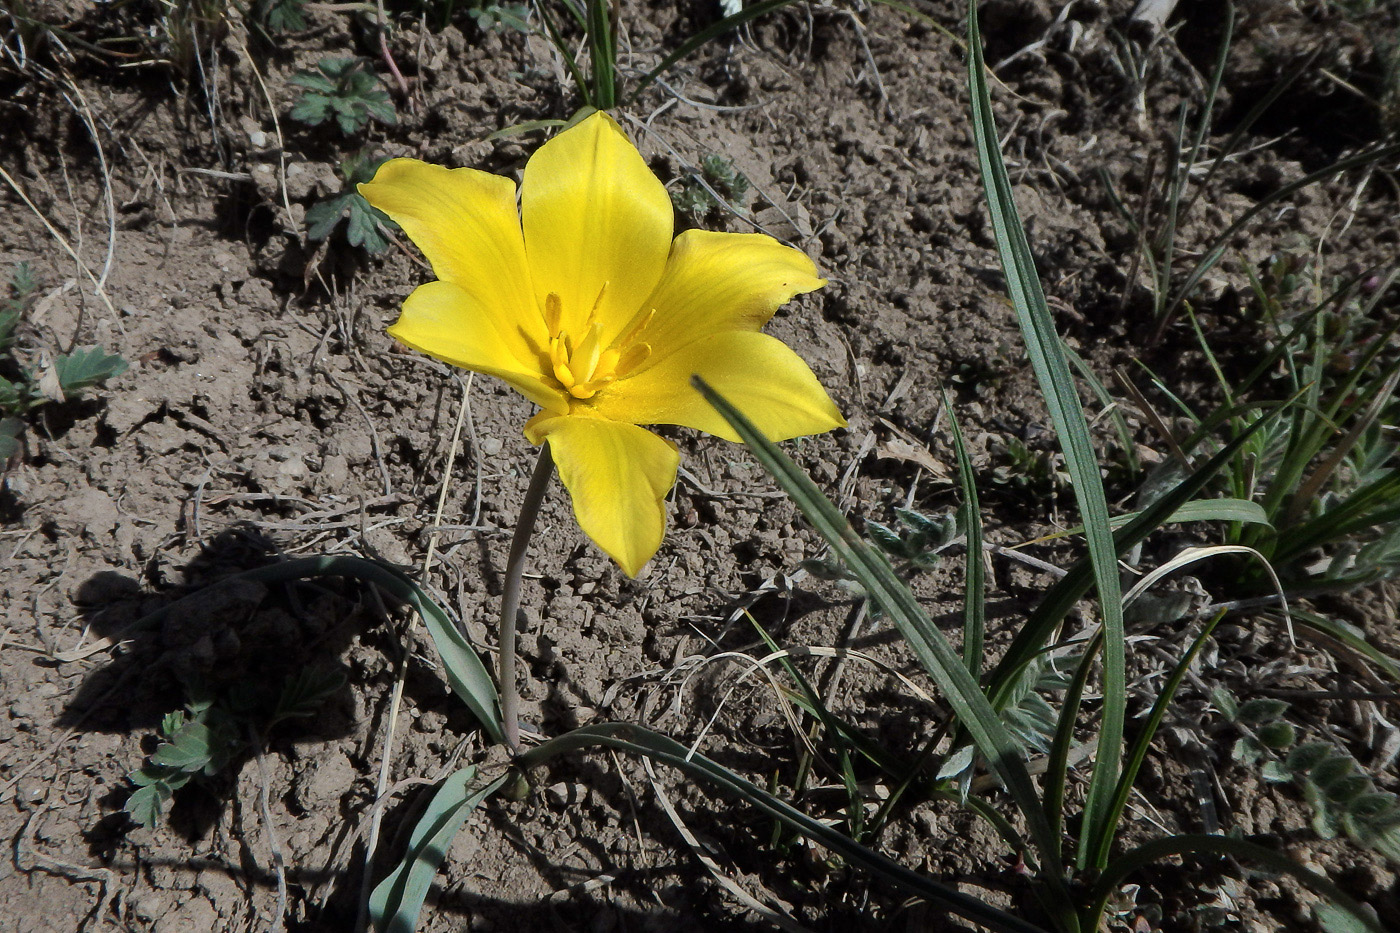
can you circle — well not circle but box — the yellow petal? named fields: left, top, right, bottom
left=527, top=414, right=679, bottom=577
left=591, top=331, right=846, bottom=442
left=389, top=281, right=566, bottom=414
left=637, top=230, right=826, bottom=358
left=358, top=159, right=544, bottom=368
left=521, top=112, right=672, bottom=342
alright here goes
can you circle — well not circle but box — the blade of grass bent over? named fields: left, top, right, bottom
left=985, top=400, right=1282, bottom=712
left=693, top=378, right=1076, bottom=921
left=966, top=0, right=1126, bottom=866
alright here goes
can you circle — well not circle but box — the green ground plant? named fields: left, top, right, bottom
left=671, top=153, right=750, bottom=218
left=290, top=58, right=397, bottom=135
left=125, top=667, right=345, bottom=826
left=306, top=153, right=395, bottom=254
left=0, top=263, right=127, bottom=459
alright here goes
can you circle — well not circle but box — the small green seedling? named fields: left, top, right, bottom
left=126, top=666, right=346, bottom=827
left=672, top=154, right=750, bottom=218
left=466, top=1, right=530, bottom=33
left=255, top=0, right=307, bottom=32
left=990, top=435, right=1069, bottom=502
left=0, top=261, right=37, bottom=350
left=306, top=152, right=395, bottom=253
left=802, top=506, right=960, bottom=595
left=0, top=264, right=128, bottom=457
left=290, top=58, right=396, bottom=135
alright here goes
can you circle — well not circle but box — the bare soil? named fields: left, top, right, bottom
left=2, top=1, right=1399, bottom=931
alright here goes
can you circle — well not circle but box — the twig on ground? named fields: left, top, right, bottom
left=249, top=728, right=290, bottom=933
left=0, top=163, right=117, bottom=319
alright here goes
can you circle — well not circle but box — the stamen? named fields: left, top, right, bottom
left=616, top=342, right=651, bottom=376
left=543, top=292, right=563, bottom=334
left=614, top=308, right=655, bottom=350
left=540, top=286, right=643, bottom=402
left=586, top=282, right=609, bottom=323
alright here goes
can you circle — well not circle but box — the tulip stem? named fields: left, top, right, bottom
left=499, top=442, right=555, bottom=750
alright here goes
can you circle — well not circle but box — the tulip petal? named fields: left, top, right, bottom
left=521, top=112, right=672, bottom=342
left=359, top=159, right=545, bottom=369
left=638, top=230, right=826, bottom=359
left=592, top=331, right=846, bottom=443
left=389, top=281, right=566, bottom=414
left=526, top=415, right=679, bottom=577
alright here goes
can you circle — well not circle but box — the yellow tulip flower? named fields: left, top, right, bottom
left=360, top=111, right=845, bottom=576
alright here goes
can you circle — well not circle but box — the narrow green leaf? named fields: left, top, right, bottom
left=1040, top=497, right=1272, bottom=543
left=369, top=767, right=506, bottom=933
left=946, top=393, right=986, bottom=674
left=1091, top=612, right=1225, bottom=867
left=966, top=2, right=1125, bottom=867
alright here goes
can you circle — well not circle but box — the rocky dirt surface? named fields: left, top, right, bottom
left=1, top=1, right=1398, bottom=931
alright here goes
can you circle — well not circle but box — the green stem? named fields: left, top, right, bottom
left=500, top=443, right=555, bottom=749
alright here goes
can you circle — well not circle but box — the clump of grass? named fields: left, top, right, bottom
left=1135, top=253, right=1400, bottom=593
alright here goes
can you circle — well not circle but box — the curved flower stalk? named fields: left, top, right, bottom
left=361, top=110, right=845, bottom=576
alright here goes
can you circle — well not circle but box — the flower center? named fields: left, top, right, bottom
left=541, top=289, right=652, bottom=401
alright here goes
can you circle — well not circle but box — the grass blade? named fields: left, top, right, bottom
left=1157, top=140, right=1400, bottom=338
left=519, top=723, right=1053, bottom=933
left=369, top=767, right=508, bottom=933
left=1033, top=497, right=1272, bottom=543
left=946, top=392, right=986, bottom=673
left=986, top=408, right=1278, bottom=710
left=966, top=0, right=1126, bottom=863
left=1087, top=611, right=1225, bottom=868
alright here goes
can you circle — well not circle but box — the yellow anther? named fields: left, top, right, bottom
left=543, top=292, right=563, bottom=334
left=541, top=288, right=651, bottom=401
